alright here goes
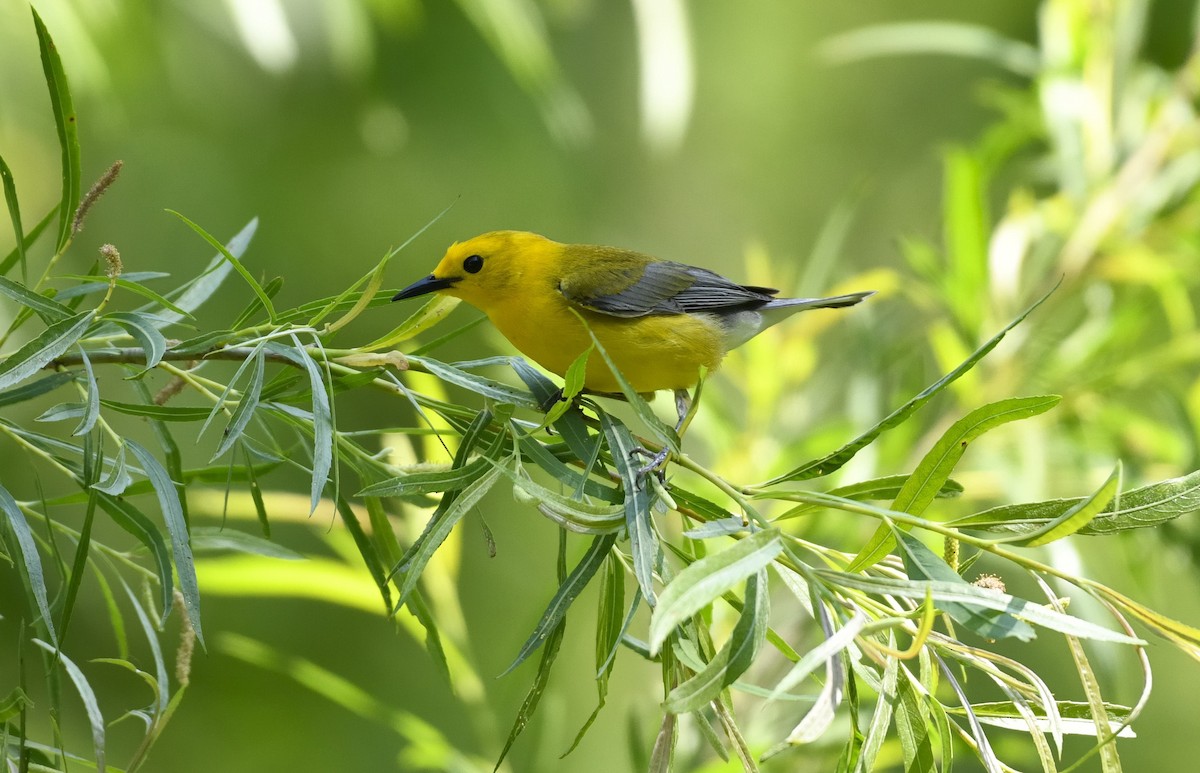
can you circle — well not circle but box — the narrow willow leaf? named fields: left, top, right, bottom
left=664, top=568, right=769, bottom=713
left=191, top=527, right=304, bottom=560
left=0, top=371, right=74, bottom=407
left=167, top=210, right=276, bottom=321
left=850, top=394, right=1061, bottom=571
left=857, top=636, right=900, bottom=771
left=896, top=532, right=1035, bottom=641
left=121, top=584, right=170, bottom=715
left=648, top=712, right=678, bottom=773
left=150, top=218, right=257, bottom=328
left=292, top=337, right=335, bottom=514
left=541, top=344, right=592, bottom=426
left=33, top=641, right=104, bottom=771
left=509, top=420, right=612, bottom=500
left=72, top=347, right=99, bottom=436
left=357, top=459, right=493, bottom=498
left=509, top=358, right=598, bottom=467
left=649, top=529, right=781, bottom=654
left=954, top=467, right=1200, bottom=536
left=765, top=612, right=867, bottom=705
left=776, top=475, right=963, bottom=519
left=0, top=156, right=26, bottom=279
left=502, top=533, right=617, bottom=676
left=0, top=276, right=72, bottom=322
left=598, top=409, right=659, bottom=605
left=956, top=700, right=1134, bottom=737
left=0, top=207, right=54, bottom=277
left=0, top=485, right=57, bottom=644
left=494, top=617, right=566, bottom=772
left=682, top=517, right=748, bottom=539
left=494, top=461, right=623, bottom=533
left=32, top=7, right=81, bottom=253
left=199, top=340, right=265, bottom=440
left=330, top=498, right=391, bottom=611
left=365, top=294, right=461, bottom=351
left=127, top=440, right=204, bottom=647
left=895, top=674, right=936, bottom=773
left=95, top=494, right=173, bottom=618
left=0, top=311, right=93, bottom=391
left=395, top=462, right=505, bottom=610
left=764, top=285, right=1057, bottom=485
left=409, top=354, right=539, bottom=409
left=1015, top=463, right=1121, bottom=547
left=230, top=276, right=282, bottom=329
left=91, top=443, right=132, bottom=495
left=563, top=553, right=626, bottom=755
left=56, top=274, right=195, bottom=318
left=35, top=402, right=85, bottom=423
left=59, top=439, right=100, bottom=644
left=105, top=311, right=168, bottom=367
left=818, top=571, right=1143, bottom=644
left=212, top=349, right=264, bottom=461
left=99, top=400, right=211, bottom=422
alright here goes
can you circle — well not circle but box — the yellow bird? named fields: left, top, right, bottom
left=394, top=231, right=871, bottom=465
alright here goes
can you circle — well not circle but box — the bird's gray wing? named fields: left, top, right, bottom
left=559, top=257, right=778, bottom=318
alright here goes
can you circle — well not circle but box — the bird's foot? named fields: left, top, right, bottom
left=632, top=446, right=670, bottom=487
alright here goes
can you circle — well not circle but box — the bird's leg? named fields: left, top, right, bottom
left=635, top=388, right=694, bottom=479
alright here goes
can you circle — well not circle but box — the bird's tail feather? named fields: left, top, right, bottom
left=765, top=290, right=875, bottom=311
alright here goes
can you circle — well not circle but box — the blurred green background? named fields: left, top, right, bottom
left=3, top=0, right=1200, bottom=770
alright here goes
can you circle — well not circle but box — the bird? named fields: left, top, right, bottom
left=394, top=230, right=872, bottom=471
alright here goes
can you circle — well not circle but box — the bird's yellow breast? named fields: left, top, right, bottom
left=485, top=287, right=724, bottom=393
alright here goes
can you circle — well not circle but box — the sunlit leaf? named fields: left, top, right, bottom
left=649, top=529, right=781, bottom=654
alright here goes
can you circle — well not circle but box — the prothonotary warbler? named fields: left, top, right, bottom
left=394, top=231, right=872, bottom=469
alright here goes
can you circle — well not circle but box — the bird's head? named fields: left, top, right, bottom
left=393, top=230, right=557, bottom=312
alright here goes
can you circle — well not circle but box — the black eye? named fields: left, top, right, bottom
left=463, top=254, right=484, bottom=274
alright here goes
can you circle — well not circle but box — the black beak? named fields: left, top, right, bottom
left=392, top=274, right=459, bottom=301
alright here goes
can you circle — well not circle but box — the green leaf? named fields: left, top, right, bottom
left=776, top=475, right=963, bottom=520
left=287, top=337, right=334, bottom=513
left=541, top=345, right=592, bottom=426
left=151, top=218, right=257, bottom=328
left=850, top=395, right=1061, bottom=571
left=394, top=461, right=505, bottom=612
left=0, top=485, right=57, bottom=644
left=167, top=211, right=275, bottom=321
left=1013, top=463, right=1121, bottom=547
left=664, top=568, right=769, bottom=713
left=493, top=460, right=623, bottom=534
left=563, top=553, right=625, bottom=755
left=502, top=533, right=617, bottom=676
left=819, top=21, right=1041, bottom=76
left=494, top=616, right=566, bottom=772
left=649, top=529, right=782, bottom=655
left=896, top=532, right=1035, bottom=641
left=33, top=640, right=104, bottom=770
left=92, top=443, right=132, bottom=495
left=0, top=156, right=26, bottom=280
left=357, top=459, right=494, bottom=499
left=0, top=276, right=72, bottom=322
left=105, top=311, right=168, bottom=367
left=0, top=207, right=54, bottom=277
left=212, top=348, right=264, bottom=461
left=764, top=286, right=1057, bottom=484
left=598, top=408, right=659, bottom=605
left=409, top=354, right=539, bottom=409
left=508, top=357, right=599, bottom=467
left=0, top=311, right=93, bottom=391
left=0, top=371, right=74, bottom=407
left=57, top=274, right=196, bottom=318
left=127, top=440, right=204, bottom=647
left=72, top=346, right=99, bottom=436
left=32, top=7, right=81, bottom=253
left=954, top=467, right=1200, bottom=536
left=99, top=400, right=211, bottom=422
left=191, top=526, right=304, bottom=560
left=817, top=571, right=1144, bottom=645
left=365, top=294, right=461, bottom=351
left=895, top=673, right=936, bottom=773
left=96, top=493, right=174, bottom=618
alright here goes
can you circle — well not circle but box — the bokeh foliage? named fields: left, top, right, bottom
left=3, top=1, right=1200, bottom=772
